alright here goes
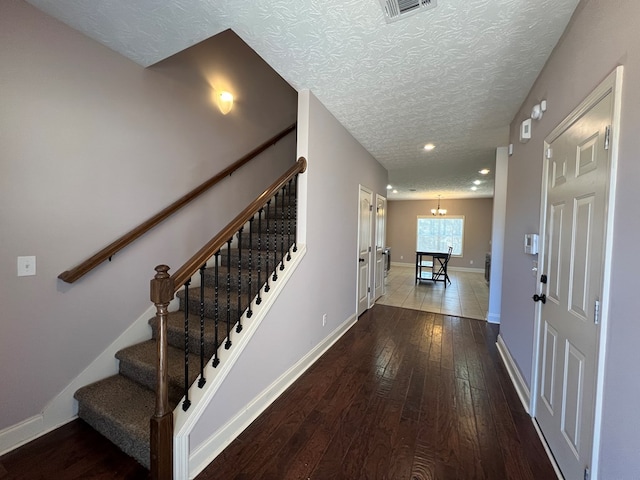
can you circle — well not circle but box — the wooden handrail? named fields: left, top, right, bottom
left=58, top=123, right=296, bottom=284
left=170, top=156, right=307, bottom=290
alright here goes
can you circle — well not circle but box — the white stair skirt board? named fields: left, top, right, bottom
left=486, top=312, right=501, bottom=324
left=0, top=296, right=179, bottom=456
left=173, top=246, right=308, bottom=480
left=188, top=308, right=357, bottom=479
left=495, top=334, right=530, bottom=414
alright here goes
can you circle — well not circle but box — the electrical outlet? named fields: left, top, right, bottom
left=400, top=255, right=403, bottom=260
left=322, top=314, right=327, bottom=327
left=470, top=260, right=474, bottom=265
left=17, top=256, right=36, bottom=276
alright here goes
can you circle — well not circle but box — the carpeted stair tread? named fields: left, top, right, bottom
left=149, top=311, right=225, bottom=357
left=176, top=286, right=248, bottom=319
left=116, top=339, right=200, bottom=405
left=218, top=248, right=292, bottom=269
left=202, top=266, right=265, bottom=292
left=74, top=375, right=154, bottom=468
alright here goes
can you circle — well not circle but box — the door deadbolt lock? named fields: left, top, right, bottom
left=532, top=293, right=546, bottom=304
left=359, top=258, right=365, bottom=263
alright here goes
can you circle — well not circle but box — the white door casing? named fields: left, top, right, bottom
left=374, top=194, right=387, bottom=301
left=357, top=186, right=373, bottom=316
left=532, top=67, right=622, bottom=480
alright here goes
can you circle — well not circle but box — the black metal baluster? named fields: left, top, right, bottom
left=236, top=227, right=243, bottom=333
left=198, top=264, right=206, bottom=388
left=256, top=209, right=263, bottom=305
left=264, top=200, right=271, bottom=292
left=272, top=192, right=279, bottom=282
left=225, top=239, right=232, bottom=349
left=286, top=179, right=292, bottom=261
left=293, top=174, right=298, bottom=253
left=280, top=186, right=286, bottom=271
left=212, top=251, right=220, bottom=367
left=182, top=280, right=191, bottom=411
left=247, top=217, right=254, bottom=318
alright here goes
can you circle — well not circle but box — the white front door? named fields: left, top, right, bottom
left=357, top=186, right=373, bottom=316
left=535, top=71, right=619, bottom=479
left=374, top=194, right=387, bottom=301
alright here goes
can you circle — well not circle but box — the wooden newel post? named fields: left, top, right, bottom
left=150, top=265, right=174, bottom=480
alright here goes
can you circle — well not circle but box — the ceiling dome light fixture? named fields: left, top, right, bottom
left=431, top=195, right=447, bottom=216
left=423, top=143, right=436, bottom=151
left=386, top=184, right=393, bottom=190
left=479, top=169, right=490, bottom=175
left=473, top=180, right=481, bottom=185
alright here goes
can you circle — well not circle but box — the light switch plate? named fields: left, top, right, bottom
left=17, top=256, right=36, bottom=276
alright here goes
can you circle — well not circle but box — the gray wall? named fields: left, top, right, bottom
left=190, top=90, right=388, bottom=447
left=500, top=0, right=640, bottom=476
left=387, top=198, right=493, bottom=269
left=0, top=0, right=296, bottom=431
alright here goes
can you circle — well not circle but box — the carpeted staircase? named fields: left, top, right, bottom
left=74, top=190, right=296, bottom=469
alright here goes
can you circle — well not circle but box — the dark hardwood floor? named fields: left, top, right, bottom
left=0, top=305, right=556, bottom=479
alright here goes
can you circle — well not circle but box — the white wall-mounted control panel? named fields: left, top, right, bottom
left=524, top=234, right=538, bottom=255
left=520, top=118, right=532, bottom=143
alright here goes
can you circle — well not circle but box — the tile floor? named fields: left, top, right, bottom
left=376, top=265, right=489, bottom=321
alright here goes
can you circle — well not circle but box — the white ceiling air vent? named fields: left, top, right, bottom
left=379, top=0, right=438, bottom=23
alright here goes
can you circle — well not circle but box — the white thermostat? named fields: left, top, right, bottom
left=524, top=233, right=538, bottom=255
left=520, top=118, right=532, bottom=143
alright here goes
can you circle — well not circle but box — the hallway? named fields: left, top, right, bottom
left=0, top=305, right=554, bottom=479
left=200, top=304, right=554, bottom=479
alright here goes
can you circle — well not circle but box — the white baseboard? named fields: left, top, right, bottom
left=486, top=312, right=501, bottom=324
left=390, top=261, right=413, bottom=267
left=531, top=416, right=565, bottom=479
left=496, top=334, right=531, bottom=414
left=0, top=297, right=172, bottom=456
left=188, top=310, right=356, bottom=479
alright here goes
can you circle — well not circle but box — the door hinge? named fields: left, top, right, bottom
left=368, top=286, right=371, bottom=293
left=546, top=147, right=553, bottom=159
left=594, top=299, right=600, bottom=325
left=604, top=125, right=611, bottom=150
left=584, top=466, right=590, bottom=480
left=368, top=246, right=372, bottom=252
left=369, top=204, right=374, bottom=211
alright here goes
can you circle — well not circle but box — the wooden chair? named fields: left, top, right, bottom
left=432, top=246, right=452, bottom=287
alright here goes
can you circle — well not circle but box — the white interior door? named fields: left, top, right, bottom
left=535, top=83, right=615, bottom=480
left=374, top=194, right=387, bottom=301
left=357, top=186, right=373, bottom=316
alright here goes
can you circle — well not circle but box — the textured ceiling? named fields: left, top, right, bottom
left=26, top=0, right=580, bottom=200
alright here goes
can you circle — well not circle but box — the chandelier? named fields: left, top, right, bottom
left=431, top=195, right=447, bottom=216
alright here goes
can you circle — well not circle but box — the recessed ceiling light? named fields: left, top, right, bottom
left=393, top=189, right=398, bottom=194
left=473, top=180, right=481, bottom=185
left=423, top=143, right=435, bottom=151
left=386, top=184, right=393, bottom=190
left=479, top=169, right=490, bottom=175
left=471, top=186, right=478, bottom=191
